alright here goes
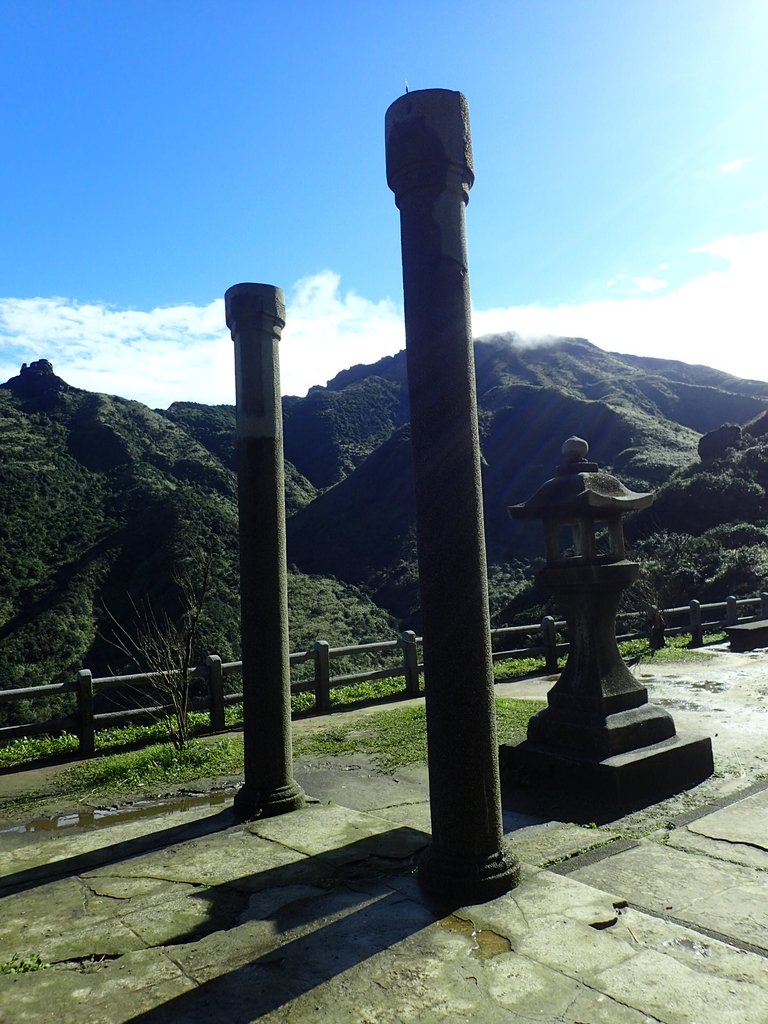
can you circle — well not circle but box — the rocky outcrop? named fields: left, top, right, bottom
left=1, top=359, right=71, bottom=398
left=698, top=423, right=742, bottom=462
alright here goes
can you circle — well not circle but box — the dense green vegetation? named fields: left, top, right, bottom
left=0, top=362, right=398, bottom=729
left=0, top=953, right=48, bottom=975
left=287, top=336, right=768, bottom=620
left=626, top=410, right=768, bottom=608
left=2, top=339, right=768, bottom=734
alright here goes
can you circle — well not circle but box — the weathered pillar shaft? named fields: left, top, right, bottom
left=225, top=283, right=305, bottom=819
left=386, top=89, right=519, bottom=899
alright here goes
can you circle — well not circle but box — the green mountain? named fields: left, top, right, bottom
left=0, top=360, right=395, bottom=721
left=286, top=335, right=768, bottom=619
left=3, top=337, right=768, bottom=720
left=624, top=411, right=768, bottom=610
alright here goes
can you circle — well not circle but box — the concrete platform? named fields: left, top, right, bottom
left=3, top=788, right=768, bottom=1023
left=2, top=649, right=768, bottom=1022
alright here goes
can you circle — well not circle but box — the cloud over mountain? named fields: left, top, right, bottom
left=1, top=231, right=766, bottom=406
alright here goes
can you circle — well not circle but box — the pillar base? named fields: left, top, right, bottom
left=417, top=838, right=521, bottom=903
left=501, top=731, right=713, bottom=811
left=233, top=780, right=306, bottom=820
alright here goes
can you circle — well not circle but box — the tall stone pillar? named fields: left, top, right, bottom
left=385, top=90, right=519, bottom=900
left=225, top=283, right=306, bottom=819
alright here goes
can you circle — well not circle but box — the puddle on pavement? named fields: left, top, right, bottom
left=656, top=698, right=707, bottom=712
left=439, top=914, right=512, bottom=959
left=1, top=790, right=235, bottom=835
left=689, top=679, right=727, bottom=693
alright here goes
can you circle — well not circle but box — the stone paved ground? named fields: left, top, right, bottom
left=1, top=649, right=768, bottom=1023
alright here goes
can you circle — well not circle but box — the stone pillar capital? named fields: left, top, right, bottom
left=225, top=283, right=286, bottom=340
left=385, top=89, right=474, bottom=206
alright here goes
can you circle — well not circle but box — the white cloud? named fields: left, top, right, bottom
left=718, top=156, right=756, bottom=174
left=0, top=296, right=229, bottom=407
left=0, top=274, right=405, bottom=407
left=1, top=231, right=767, bottom=406
left=628, top=276, right=668, bottom=294
left=281, top=271, right=404, bottom=394
left=472, top=231, right=768, bottom=383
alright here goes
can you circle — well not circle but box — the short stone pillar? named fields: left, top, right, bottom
left=501, top=437, right=713, bottom=807
left=386, top=89, right=520, bottom=900
left=225, top=283, right=306, bottom=819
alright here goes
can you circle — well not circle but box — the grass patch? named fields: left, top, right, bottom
left=330, top=676, right=410, bottom=707
left=495, top=698, right=547, bottom=739
left=290, top=675, right=415, bottom=716
left=617, top=634, right=716, bottom=663
left=0, top=712, right=219, bottom=769
left=0, top=634, right=721, bottom=771
left=492, top=633, right=718, bottom=681
left=294, top=697, right=545, bottom=774
left=0, top=732, right=80, bottom=769
left=62, top=738, right=243, bottom=796
left=494, top=656, right=552, bottom=680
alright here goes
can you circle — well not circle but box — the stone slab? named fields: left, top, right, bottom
left=726, top=621, right=768, bottom=652
left=668, top=787, right=768, bottom=870
left=567, top=839, right=768, bottom=953
left=685, top=786, right=768, bottom=848
left=295, top=757, right=435, bottom=834
left=3, top=805, right=768, bottom=1023
left=247, top=802, right=429, bottom=866
left=511, top=819, right=622, bottom=868
left=0, top=947, right=195, bottom=1024
left=0, top=802, right=236, bottom=887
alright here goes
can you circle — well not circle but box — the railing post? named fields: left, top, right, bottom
left=760, top=592, right=768, bottom=620
left=206, top=655, right=225, bottom=732
left=541, top=615, right=558, bottom=672
left=76, top=669, right=95, bottom=757
left=689, top=600, right=703, bottom=647
left=399, top=630, right=420, bottom=696
left=726, top=595, right=738, bottom=626
left=313, top=641, right=331, bottom=713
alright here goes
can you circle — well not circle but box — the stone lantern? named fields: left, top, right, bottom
left=500, top=437, right=713, bottom=807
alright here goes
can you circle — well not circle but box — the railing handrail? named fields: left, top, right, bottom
left=2, top=591, right=767, bottom=757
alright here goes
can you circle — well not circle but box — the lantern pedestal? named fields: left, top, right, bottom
left=503, top=436, right=713, bottom=810
left=527, top=561, right=676, bottom=758
left=501, top=732, right=715, bottom=809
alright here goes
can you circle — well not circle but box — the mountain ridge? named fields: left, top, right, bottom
left=3, top=337, right=768, bottom=719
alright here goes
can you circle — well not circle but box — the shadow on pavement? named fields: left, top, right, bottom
left=0, top=806, right=239, bottom=896
left=123, top=828, right=441, bottom=1024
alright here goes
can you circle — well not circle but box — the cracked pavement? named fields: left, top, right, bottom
left=2, top=650, right=768, bottom=1021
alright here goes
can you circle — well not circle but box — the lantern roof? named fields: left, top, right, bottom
left=509, top=436, right=654, bottom=521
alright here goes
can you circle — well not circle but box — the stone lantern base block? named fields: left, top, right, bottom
left=500, top=732, right=714, bottom=811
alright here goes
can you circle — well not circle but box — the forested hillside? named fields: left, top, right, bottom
left=3, top=336, right=768, bottom=720
left=287, top=335, right=768, bottom=618
left=0, top=360, right=394, bottom=720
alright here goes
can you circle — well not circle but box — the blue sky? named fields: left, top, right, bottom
left=1, top=0, right=766, bottom=405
